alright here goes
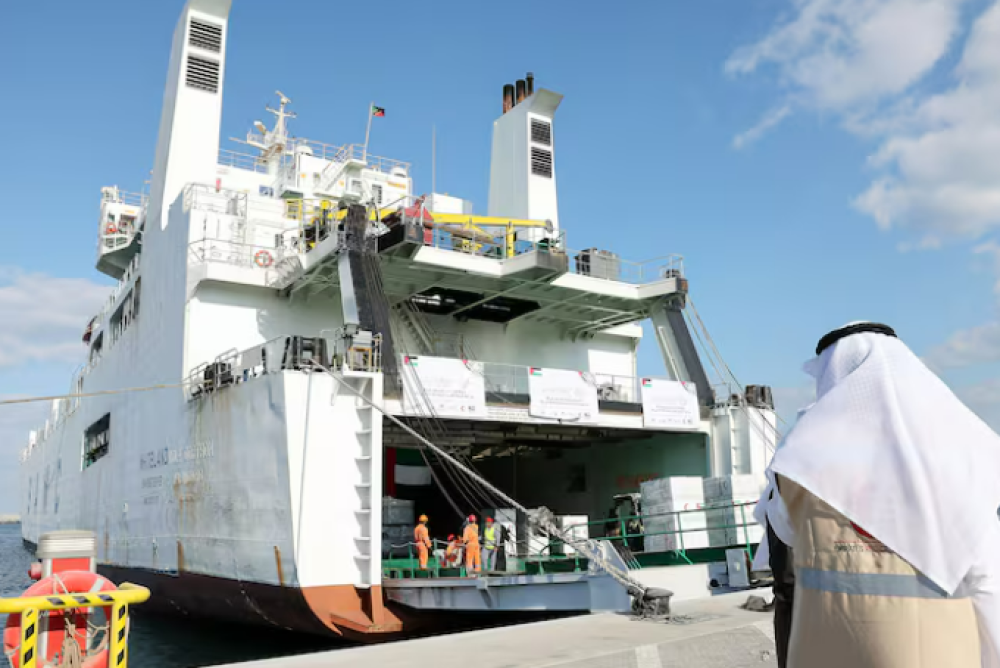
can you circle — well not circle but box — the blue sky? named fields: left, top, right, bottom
left=3, top=0, right=1000, bottom=512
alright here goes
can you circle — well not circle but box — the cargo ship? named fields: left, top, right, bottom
left=19, top=0, right=778, bottom=639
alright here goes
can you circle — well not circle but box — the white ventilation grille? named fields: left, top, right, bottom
left=189, top=20, right=222, bottom=52
left=185, top=55, right=220, bottom=93
left=530, top=119, right=552, bottom=146
left=530, top=147, right=553, bottom=178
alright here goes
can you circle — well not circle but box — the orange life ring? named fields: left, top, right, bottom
left=254, top=250, right=273, bottom=268
left=105, top=224, right=118, bottom=235
left=3, top=571, right=116, bottom=668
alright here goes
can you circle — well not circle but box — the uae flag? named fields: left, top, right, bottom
left=371, top=105, right=385, bottom=117
left=389, top=447, right=432, bottom=494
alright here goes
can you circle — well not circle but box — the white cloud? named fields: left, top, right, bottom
left=728, top=0, right=1000, bottom=242
left=925, top=321, right=1000, bottom=369
left=726, top=0, right=966, bottom=110
left=0, top=267, right=109, bottom=368
left=733, top=105, right=792, bottom=149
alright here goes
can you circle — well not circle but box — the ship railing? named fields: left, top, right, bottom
left=535, top=500, right=763, bottom=567
left=183, top=183, right=249, bottom=218
left=185, top=333, right=381, bottom=401
left=420, top=220, right=566, bottom=260
left=286, top=137, right=350, bottom=162
left=280, top=193, right=568, bottom=262
left=188, top=237, right=291, bottom=271
left=379, top=193, right=569, bottom=260
left=286, top=137, right=411, bottom=174
left=564, top=250, right=685, bottom=285
left=471, top=360, right=641, bottom=404
left=217, top=148, right=270, bottom=174
left=380, top=501, right=764, bottom=579
left=101, top=189, right=147, bottom=208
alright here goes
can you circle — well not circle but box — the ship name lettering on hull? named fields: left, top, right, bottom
left=139, top=440, right=215, bottom=470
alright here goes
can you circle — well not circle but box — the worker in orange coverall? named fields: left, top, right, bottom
left=414, top=514, right=432, bottom=569
left=463, top=514, right=481, bottom=574
left=444, top=534, right=463, bottom=566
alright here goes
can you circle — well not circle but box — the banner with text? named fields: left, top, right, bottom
left=528, top=367, right=599, bottom=422
left=401, top=356, right=488, bottom=418
left=640, top=378, right=700, bottom=429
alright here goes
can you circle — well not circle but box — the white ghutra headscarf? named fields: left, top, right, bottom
left=767, top=322, right=1000, bottom=665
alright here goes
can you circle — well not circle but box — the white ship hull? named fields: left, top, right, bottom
left=18, top=0, right=779, bottom=640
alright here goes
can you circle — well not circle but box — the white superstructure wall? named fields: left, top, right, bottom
left=488, top=90, right=563, bottom=236
left=708, top=405, right=777, bottom=478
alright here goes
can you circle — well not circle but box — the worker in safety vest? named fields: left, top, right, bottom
left=482, top=517, right=501, bottom=572
left=463, top=514, right=481, bottom=574
left=414, top=514, right=432, bottom=570
left=767, top=322, right=1000, bottom=668
left=444, top=534, right=462, bottom=567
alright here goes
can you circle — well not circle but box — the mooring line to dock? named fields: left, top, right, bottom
left=0, top=380, right=200, bottom=406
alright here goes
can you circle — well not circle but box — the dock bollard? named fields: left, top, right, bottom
left=1, top=530, right=150, bottom=668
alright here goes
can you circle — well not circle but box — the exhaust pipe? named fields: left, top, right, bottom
left=526, top=72, right=534, bottom=96
left=515, top=79, right=527, bottom=104
left=503, top=84, right=515, bottom=113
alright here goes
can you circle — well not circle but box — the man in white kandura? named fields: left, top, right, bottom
left=761, top=322, right=1000, bottom=668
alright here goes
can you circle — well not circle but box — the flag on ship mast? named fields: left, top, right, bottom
left=363, top=102, right=385, bottom=161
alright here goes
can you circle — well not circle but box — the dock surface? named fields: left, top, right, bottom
left=217, top=592, right=777, bottom=668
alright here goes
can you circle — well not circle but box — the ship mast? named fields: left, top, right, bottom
left=233, top=91, right=296, bottom=176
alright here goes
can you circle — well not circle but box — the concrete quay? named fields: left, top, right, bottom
left=216, top=592, right=777, bottom=668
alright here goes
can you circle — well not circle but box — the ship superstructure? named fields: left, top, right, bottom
left=19, top=0, right=778, bottom=638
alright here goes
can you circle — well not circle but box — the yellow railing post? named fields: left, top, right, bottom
left=110, top=602, right=128, bottom=668
left=0, top=583, right=149, bottom=668
left=506, top=223, right=515, bottom=258
left=19, top=607, right=38, bottom=668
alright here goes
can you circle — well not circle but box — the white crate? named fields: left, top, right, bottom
left=556, top=515, right=590, bottom=556
left=641, top=476, right=706, bottom=509
left=702, top=475, right=766, bottom=503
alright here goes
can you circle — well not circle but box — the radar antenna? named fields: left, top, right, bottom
left=230, top=91, right=296, bottom=164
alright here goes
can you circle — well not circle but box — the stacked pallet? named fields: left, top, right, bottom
left=554, top=515, right=589, bottom=556
left=639, top=477, right=708, bottom=553
left=702, top=475, right=766, bottom=547
left=381, top=497, right=415, bottom=557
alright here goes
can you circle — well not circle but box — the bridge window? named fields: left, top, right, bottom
left=83, top=413, right=111, bottom=469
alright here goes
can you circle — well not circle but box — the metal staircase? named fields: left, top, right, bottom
left=391, top=301, right=436, bottom=356
left=315, top=145, right=352, bottom=194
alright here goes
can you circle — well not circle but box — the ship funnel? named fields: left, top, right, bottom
left=503, top=84, right=515, bottom=113
left=488, top=75, right=563, bottom=238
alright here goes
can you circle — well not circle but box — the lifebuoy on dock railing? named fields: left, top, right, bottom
left=1, top=577, right=150, bottom=668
